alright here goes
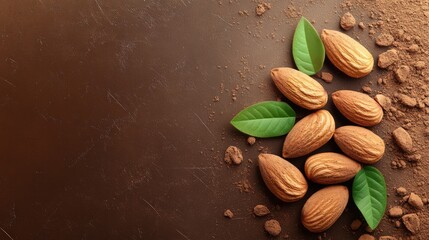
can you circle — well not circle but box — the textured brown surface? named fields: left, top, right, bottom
left=0, top=0, right=419, bottom=239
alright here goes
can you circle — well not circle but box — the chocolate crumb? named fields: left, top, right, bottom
left=224, top=146, right=243, bottom=165
left=388, top=206, right=403, bottom=218
left=247, top=136, right=256, bottom=145
left=340, top=12, right=356, bottom=30
left=376, top=33, right=395, bottom=47
left=402, top=213, right=420, bottom=234
left=321, top=72, right=333, bottom=83
left=378, top=49, right=399, bottom=68
left=408, top=193, right=424, bottom=209
left=264, top=219, right=281, bottom=236
left=350, top=219, right=362, bottom=231
left=392, top=127, right=414, bottom=153
left=358, top=234, right=375, bottom=240
left=224, top=209, right=234, bottom=218
left=254, top=205, right=270, bottom=217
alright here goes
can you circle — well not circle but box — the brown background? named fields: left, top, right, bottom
left=0, top=0, right=391, bottom=239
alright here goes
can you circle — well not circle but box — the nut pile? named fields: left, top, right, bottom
left=225, top=28, right=389, bottom=235
left=259, top=29, right=385, bottom=233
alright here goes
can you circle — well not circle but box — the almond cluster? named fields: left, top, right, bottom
left=260, top=29, right=384, bottom=233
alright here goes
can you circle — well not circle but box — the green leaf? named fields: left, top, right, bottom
left=352, top=166, right=387, bottom=230
left=292, top=17, right=325, bottom=75
left=230, top=101, right=295, bottom=138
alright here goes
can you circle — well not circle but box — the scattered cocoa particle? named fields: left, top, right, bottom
left=392, top=127, right=414, bottom=153
left=388, top=206, right=403, bottom=218
left=358, top=234, right=375, bottom=240
left=395, top=221, right=401, bottom=228
left=423, top=198, right=428, bottom=205
left=408, top=193, right=424, bottom=209
left=402, top=213, right=420, bottom=234
left=340, top=12, right=356, bottom=30
left=376, top=33, right=394, bottom=47
left=350, top=219, right=362, bottom=231
left=224, top=146, right=243, bottom=165
left=247, top=136, right=256, bottom=145
left=408, top=44, right=419, bottom=53
left=374, top=94, right=392, bottom=111
left=256, top=2, right=271, bottom=16
left=414, top=60, right=426, bottom=70
left=397, top=187, right=408, bottom=196
left=362, top=86, right=372, bottom=93
left=378, top=49, right=399, bottom=68
left=394, top=65, right=410, bottom=83
left=405, top=153, right=421, bottom=162
left=358, top=22, right=365, bottom=29
left=321, top=72, right=333, bottom=83
left=253, top=205, right=270, bottom=217
left=379, top=236, right=398, bottom=240
left=213, top=96, right=220, bottom=102
left=264, top=219, right=281, bottom=236
left=398, top=94, right=417, bottom=107
left=224, top=209, right=234, bottom=218
left=235, top=179, right=251, bottom=193
left=238, top=10, right=249, bottom=16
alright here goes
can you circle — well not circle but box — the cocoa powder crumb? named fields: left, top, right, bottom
left=376, top=33, right=394, bottom=47
left=362, top=86, right=372, bottom=93
left=253, top=204, right=270, bottom=217
left=397, top=187, right=408, bottom=196
left=224, top=146, right=243, bottom=165
left=358, top=22, right=365, bottom=29
left=224, top=209, right=234, bottom=218
left=350, top=219, right=362, bottom=231
left=340, top=12, right=356, bottom=30
left=247, top=136, right=256, bottom=145
left=402, top=213, right=420, bottom=234
left=379, top=236, right=397, bottom=240
left=358, top=234, right=375, bottom=240
left=398, top=94, right=417, bottom=107
left=375, top=94, right=392, bottom=110
left=395, top=65, right=411, bottom=83
left=414, top=60, right=426, bottom=70
left=388, top=206, right=403, bottom=218
left=264, top=219, right=281, bottom=236
left=392, top=127, right=414, bottom=153
left=321, top=72, right=333, bottom=83
left=378, top=49, right=399, bottom=68
left=256, top=2, right=271, bottom=16
left=408, top=44, right=419, bottom=53
left=408, top=193, right=424, bottom=209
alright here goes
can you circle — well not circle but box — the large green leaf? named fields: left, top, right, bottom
left=230, top=101, right=295, bottom=138
left=292, top=17, right=325, bottom=75
left=352, top=166, right=387, bottom=230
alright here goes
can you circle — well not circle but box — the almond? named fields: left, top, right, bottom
left=301, top=185, right=349, bottom=233
left=334, top=126, right=385, bottom=164
left=321, top=29, right=374, bottom=78
left=271, top=67, right=328, bottom=110
left=332, top=90, right=383, bottom=127
left=258, top=153, right=308, bottom=202
left=283, top=110, right=335, bottom=158
left=305, top=152, right=362, bottom=184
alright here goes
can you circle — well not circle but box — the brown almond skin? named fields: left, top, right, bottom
left=321, top=29, right=374, bottom=78
left=301, top=185, right=349, bottom=233
left=258, top=153, right=308, bottom=202
left=305, top=152, right=362, bottom=184
left=334, top=126, right=385, bottom=164
left=271, top=67, right=328, bottom=110
left=283, top=110, right=335, bottom=158
left=332, top=90, right=383, bottom=127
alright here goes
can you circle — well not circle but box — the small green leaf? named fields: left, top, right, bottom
left=292, top=17, right=325, bottom=75
left=230, top=101, right=295, bottom=138
left=352, top=166, right=387, bottom=230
